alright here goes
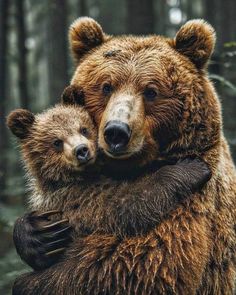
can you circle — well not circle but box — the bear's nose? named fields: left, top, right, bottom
left=104, top=120, right=131, bottom=153
left=75, top=144, right=90, bottom=163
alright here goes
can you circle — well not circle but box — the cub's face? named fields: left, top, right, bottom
left=7, top=105, right=97, bottom=182
left=67, top=18, right=220, bottom=166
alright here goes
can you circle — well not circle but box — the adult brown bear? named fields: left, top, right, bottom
left=13, top=18, right=236, bottom=294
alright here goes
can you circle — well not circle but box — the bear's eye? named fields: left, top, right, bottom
left=81, top=127, right=89, bottom=137
left=53, top=139, right=63, bottom=151
left=143, top=87, right=158, bottom=101
left=102, top=83, right=113, bottom=95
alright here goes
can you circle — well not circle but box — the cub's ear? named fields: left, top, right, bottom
left=7, top=109, right=35, bottom=139
left=69, top=17, right=107, bottom=63
left=173, top=19, right=216, bottom=69
left=61, top=85, right=85, bottom=106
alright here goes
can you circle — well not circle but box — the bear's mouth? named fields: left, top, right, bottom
left=104, top=149, right=132, bottom=159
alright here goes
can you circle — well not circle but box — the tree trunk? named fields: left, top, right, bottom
left=126, top=0, right=155, bottom=35
left=47, top=0, right=68, bottom=104
left=79, top=0, right=88, bottom=16
left=219, top=0, right=236, bottom=45
left=15, top=0, right=29, bottom=109
left=203, top=0, right=236, bottom=50
left=186, top=0, right=193, bottom=19
left=0, top=0, right=10, bottom=201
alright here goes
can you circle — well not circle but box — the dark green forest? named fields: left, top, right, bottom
left=0, top=0, right=236, bottom=293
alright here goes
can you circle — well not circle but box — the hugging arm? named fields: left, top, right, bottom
left=13, top=214, right=211, bottom=295
left=12, top=157, right=211, bottom=295
left=13, top=210, right=72, bottom=270
left=102, top=157, right=211, bottom=236
left=13, top=157, right=211, bottom=272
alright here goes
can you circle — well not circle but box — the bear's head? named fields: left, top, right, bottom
left=66, top=17, right=221, bottom=168
left=7, top=104, right=97, bottom=184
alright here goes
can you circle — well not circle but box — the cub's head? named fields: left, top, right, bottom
left=66, top=17, right=221, bottom=167
left=7, top=105, right=97, bottom=183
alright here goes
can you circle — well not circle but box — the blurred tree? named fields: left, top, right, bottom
left=155, top=0, right=167, bottom=35
left=79, top=0, right=88, bottom=15
left=0, top=0, right=10, bottom=201
left=219, top=0, right=236, bottom=46
left=126, top=0, right=155, bottom=34
left=204, top=0, right=236, bottom=50
left=47, top=0, right=69, bottom=104
left=15, top=0, right=29, bottom=109
left=97, top=0, right=126, bottom=34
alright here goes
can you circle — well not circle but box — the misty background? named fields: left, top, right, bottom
left=0, top=0, right=236, bottom=293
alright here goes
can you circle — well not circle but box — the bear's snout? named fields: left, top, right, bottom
left=104, top=120, right=131, bottom=154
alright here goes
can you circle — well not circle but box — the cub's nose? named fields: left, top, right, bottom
left=75, top=144, right=90, bottom=163
left=104, top=120, right=131, bottom=153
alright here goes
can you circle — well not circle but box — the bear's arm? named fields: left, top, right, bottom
left=12, top=158, right=211, bottom=295
left=13, top=212, right=211, bottom=295
left=100, top=157, right=211, bottom=237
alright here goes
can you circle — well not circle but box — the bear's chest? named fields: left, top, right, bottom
left=62, top=177, right=123, bottom=236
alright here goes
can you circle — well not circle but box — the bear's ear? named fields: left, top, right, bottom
left=172, top=19, right=216, bottom=69
left=69, top=17, right=106, bottom=63
left=61, top=85, right=85, bottom=106
left=7, top=109, right=35, bottom=140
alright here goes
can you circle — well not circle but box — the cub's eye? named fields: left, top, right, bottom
left=143, top=87, right=158, bottom=101
left=102, top=83, right=113, bottom=95
left=53, top=139, right=63, bottom=151
left=81, top=127, right=89, bottom=137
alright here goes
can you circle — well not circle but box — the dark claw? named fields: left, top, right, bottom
left=36, top=210, right=62, bottom=218
left=46, top=238, right=70, bottom=250
left=37, top=219, right=69, bottom=231
left=52, top=225, right=72, bottom=237
left=45, top=248, right=65, bottom=256
left=13, top=211, right=73, bottom=271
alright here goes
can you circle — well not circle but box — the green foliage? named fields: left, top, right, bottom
left=0, top=203, right=29, bottom=295
left=209, top=74, right=236, bottom=94
left=0, top=249, right=30, bottom=295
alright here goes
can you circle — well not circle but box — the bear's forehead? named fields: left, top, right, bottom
left=76, top=36, right=183, bottom=81
left=99, top=36, right=175, bottom=63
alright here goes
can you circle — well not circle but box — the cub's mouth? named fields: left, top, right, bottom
left=79, top=157, right=94, bottom=166
left=70, top=157, right=95, bottom=172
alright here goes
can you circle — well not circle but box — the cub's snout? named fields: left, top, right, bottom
left=75, top=144, right=91, bottom=163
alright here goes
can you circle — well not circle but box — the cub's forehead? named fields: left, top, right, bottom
left=35, top=105, right=92, bottom=131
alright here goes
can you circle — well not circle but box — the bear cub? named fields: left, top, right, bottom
left=7, top=103, right=211, bottom=270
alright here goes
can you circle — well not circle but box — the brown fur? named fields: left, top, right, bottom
left=13, top=18, right=236, bottom=295
left=7, top=105, right=209, bottom=238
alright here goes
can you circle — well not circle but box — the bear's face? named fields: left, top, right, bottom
left=67, top=18, right=220, bottom=167
left=7, top=105, right=97, bottom=183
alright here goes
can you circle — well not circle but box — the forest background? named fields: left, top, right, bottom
left=0, top=0, right=236, bottom=293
